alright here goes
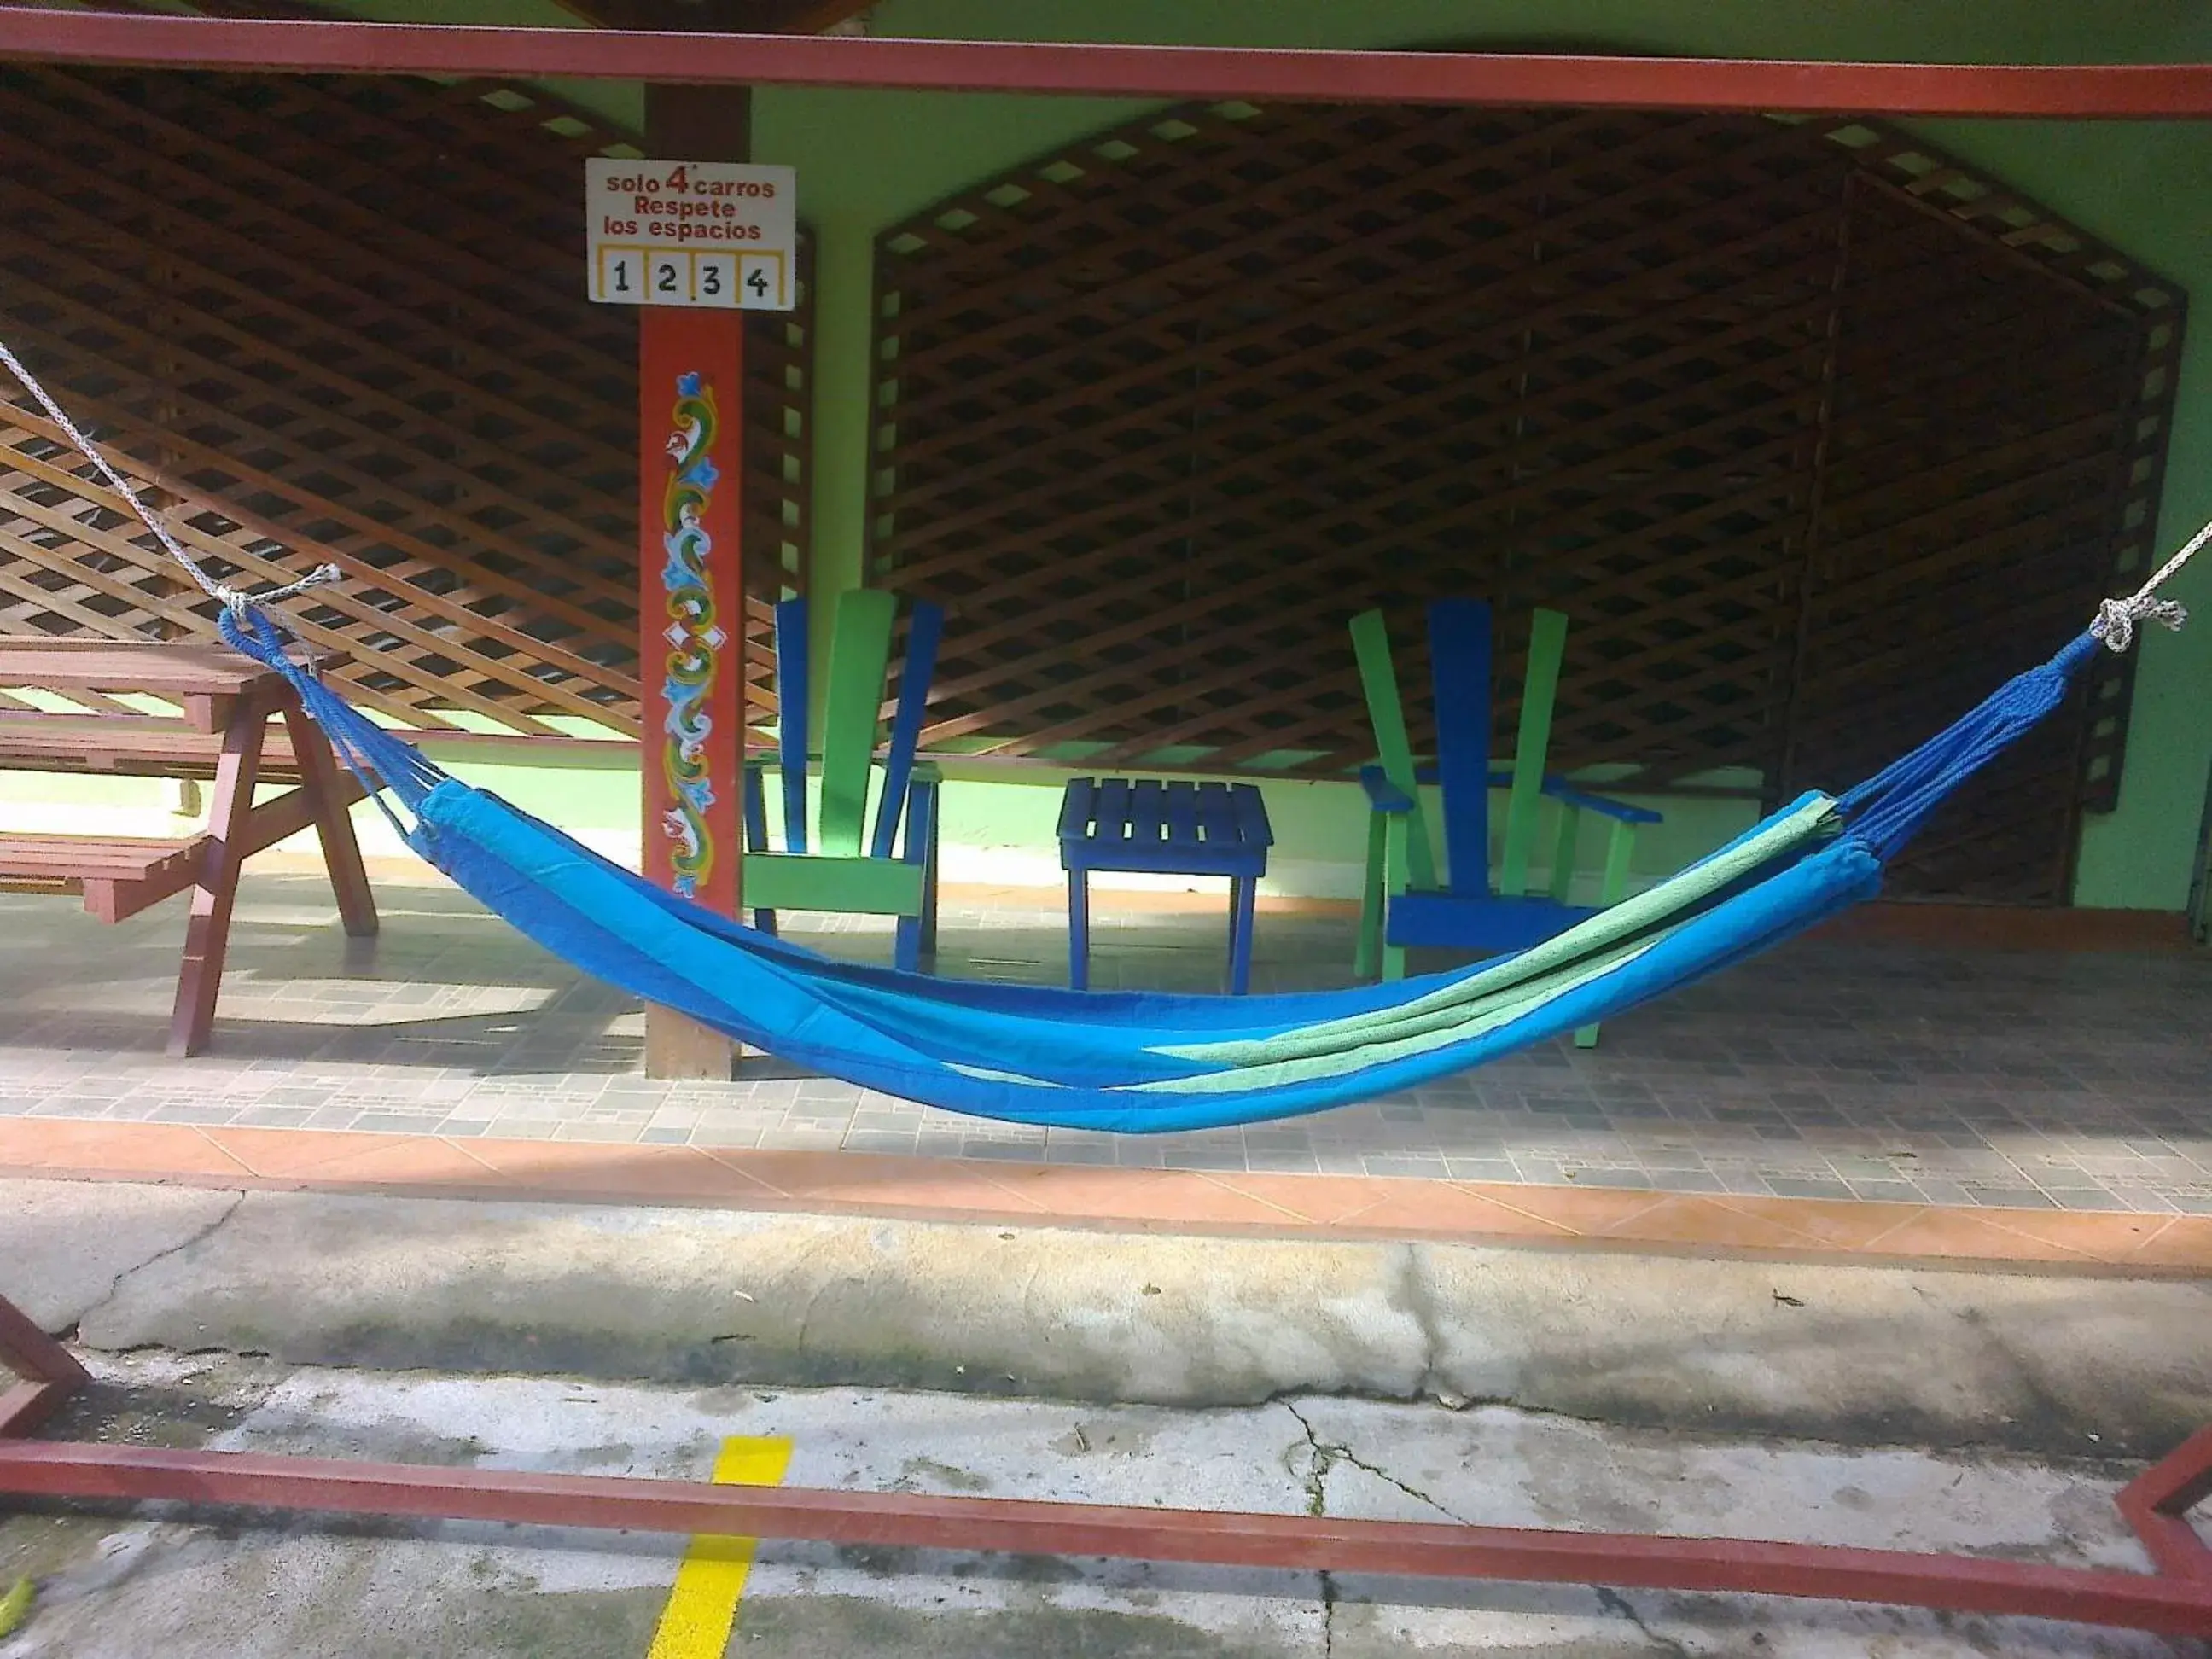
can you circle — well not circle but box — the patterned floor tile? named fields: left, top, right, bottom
left=0, top=875, right=2206, bottom=1214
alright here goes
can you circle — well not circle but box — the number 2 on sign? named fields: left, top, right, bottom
left=651, top=255, right=686, bottom=301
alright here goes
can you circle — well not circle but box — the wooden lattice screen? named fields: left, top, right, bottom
left=870, top=103, right=2182, bottom=902
left=0, top=61, right=812, bottom=742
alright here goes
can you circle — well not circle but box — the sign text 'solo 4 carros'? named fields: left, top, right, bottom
left=585, top=160, right=797, bottom=311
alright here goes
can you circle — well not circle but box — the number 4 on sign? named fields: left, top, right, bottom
left=739, top=254, right=781, bottom=308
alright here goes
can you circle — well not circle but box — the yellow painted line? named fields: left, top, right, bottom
left=645, top=1435, right=793, bottom=1659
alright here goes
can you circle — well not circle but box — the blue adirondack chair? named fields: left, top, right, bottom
left=1351, top=597, right=1661, bottom=1043
left=740, top=588, right=944, bottom=972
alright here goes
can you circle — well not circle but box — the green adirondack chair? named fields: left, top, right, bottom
left=741, top=588, right=944, bottom=971
left=1350, top=598, right=1661, bottom=1045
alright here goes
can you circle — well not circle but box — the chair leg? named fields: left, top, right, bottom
left=894, top=778, right=940, bottom=975
left=1355, top=812, right=1387, bottom=980
left=1574, top=822, right=1639, bottom=1049
left=1549, top=804, right=1582, bottom=905
left=1227, top=875, right=1258, bottom=996
left=1380, top=815, right=1408, bottom=983
left=920, top=789, right=941, bottom=958
left=1067, top=866, right=1091, bottom=990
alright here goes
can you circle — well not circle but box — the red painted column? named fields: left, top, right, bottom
left=639, top=84, right=750, bottom=1080
left=638, top=310, right=745, bottom=921
left=639, top=308, right=745, bottom=1079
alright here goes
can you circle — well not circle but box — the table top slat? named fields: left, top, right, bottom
left=1231, top=783, right=1275, bottom=848
left=1163, top=781, right=1200, bottom=851
left=1129, top=779, right=1163, bottom=848
left=1058, top=774, right=1272, bottom=878
left=1096, top=778, right=1131, bottom=846
left=0, top=638, right=288, bottom=699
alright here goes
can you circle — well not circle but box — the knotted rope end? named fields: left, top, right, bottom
left=2092, top=594, right=2189, bottom=655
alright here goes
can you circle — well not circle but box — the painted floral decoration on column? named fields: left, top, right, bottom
left=660, top=370, right=723, bottom=899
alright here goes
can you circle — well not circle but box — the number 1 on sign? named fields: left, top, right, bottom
left=601, top=247, right=643, bottom=304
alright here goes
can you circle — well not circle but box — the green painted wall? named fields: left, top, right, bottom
left=32, top=0, right=2210, bottom=907
left=742, top=0, right=2212, bottom=908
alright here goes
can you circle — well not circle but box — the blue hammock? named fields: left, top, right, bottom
left=5, top=335, right=2191, bottom=1132
left=214, top=606, right=2128, bottom=1134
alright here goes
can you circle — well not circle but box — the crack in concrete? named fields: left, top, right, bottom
left=68, top=1190, right=246, bottom=1342
left=1594, top=1586, right=1694, bottom=1659
left=1282, top=1400, right=1468, bottom=1524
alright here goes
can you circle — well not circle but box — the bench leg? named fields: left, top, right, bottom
left=1227, top=875, right=1258, bottom=996
left=1067, top=866, right=1090, bottom=991
left=282, top=703, right=377, bottom=940
left=169, top=706, right=267, bottom=1057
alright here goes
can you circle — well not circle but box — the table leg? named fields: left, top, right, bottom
left=1067, top=865, right=1090, bottom=991
left=1227, top=875, right=1258, bottom=996
left=282, top=702, right=378, bottom=940
left=168, top=700, right=268, bottom=1057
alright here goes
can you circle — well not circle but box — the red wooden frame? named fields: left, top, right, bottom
left=0, top=1285, right=2209, bottom=1636
left=0, top=8, right=2206, bottom=117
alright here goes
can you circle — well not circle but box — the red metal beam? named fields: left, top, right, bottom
left=2120, top=1424, right=2212, bottom=1582
left=0, top=8, right=2207, bottom=117
left=3, top=1284, right=2209, bottom=1642
left=2, top=1438, right=2210, bottom=1637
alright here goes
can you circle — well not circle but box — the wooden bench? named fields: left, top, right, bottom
left=0, top=638, right=378, bottom=1057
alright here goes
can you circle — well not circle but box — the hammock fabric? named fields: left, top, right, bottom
left=221, top=610, right=2116, bottom=1133
left=0, top=337, right=2192, bottom=1135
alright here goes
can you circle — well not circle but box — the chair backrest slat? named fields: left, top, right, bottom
left=773, top=596, right=811, bottom=855
left=870, top=597, right=944, bottom=859
left=1349, top=608, right=1437, bottom=892
left=1426, top=598, right=1493, bottom=897
left=1499, top=607, right=1569, bottom=896
left=816, top=588, right=897, bottom=858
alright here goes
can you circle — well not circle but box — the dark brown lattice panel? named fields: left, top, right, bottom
left=0, top=61, right=813, bottom=742
left=871, top=102, right=2180, bottom=902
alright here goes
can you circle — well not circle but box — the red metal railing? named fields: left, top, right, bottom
left=3, top=1288, right=2209, bottom=1639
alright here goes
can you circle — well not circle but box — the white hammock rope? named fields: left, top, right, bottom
left=2092, top=515, right=2209, bottom=653
left=0, top=338, right=341, bottom=616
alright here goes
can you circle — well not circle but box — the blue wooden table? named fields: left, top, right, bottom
left=1057, top=777, right=1273, bottom=994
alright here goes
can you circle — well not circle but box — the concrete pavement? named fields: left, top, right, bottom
left=3, top=1176, right=2210, bottom=1655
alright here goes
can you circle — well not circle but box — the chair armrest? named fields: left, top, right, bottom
left=1359, top=765, right=1418, bottom=813
left=1539, top=777, right=1662, bottom=824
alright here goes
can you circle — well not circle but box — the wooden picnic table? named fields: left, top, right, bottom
left=0, top=637, right=377, bottom=1056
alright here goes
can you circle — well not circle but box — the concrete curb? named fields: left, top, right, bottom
left=7, top=1180, right=2209, bottom=1459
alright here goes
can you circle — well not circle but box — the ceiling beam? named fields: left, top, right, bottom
left=1, top=8, right=2208, bottom=119
left=547, top=0, right=873, bottom=36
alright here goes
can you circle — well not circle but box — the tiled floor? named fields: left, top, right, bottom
left=1, top=872, right=2206, bottom=1216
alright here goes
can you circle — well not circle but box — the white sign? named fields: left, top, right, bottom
left=585, top=159, right=796, bottom=311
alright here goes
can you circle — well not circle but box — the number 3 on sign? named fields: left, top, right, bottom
left=694, top=253, right=736, bottom=310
